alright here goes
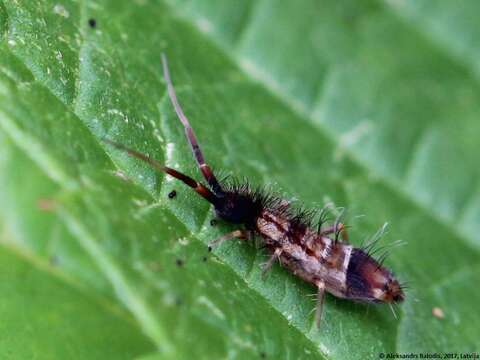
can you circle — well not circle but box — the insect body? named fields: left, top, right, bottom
left=106, top=54, right=405, bottom=326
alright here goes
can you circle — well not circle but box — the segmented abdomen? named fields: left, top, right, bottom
left=255, top=209, right=352, bottom=298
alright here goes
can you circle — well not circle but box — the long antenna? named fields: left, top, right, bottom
left=103, top=138, right=217, bottom=204
left=161, top=53, right=224, bottom=196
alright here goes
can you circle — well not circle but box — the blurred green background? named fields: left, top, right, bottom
left=0, top=0, right=479, bottom=359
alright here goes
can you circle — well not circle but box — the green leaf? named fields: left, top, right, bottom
left=0, top=244, right=154, bottom=359
left=0, top=0, right=479, bottom=359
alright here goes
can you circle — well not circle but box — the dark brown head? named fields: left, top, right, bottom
left=346, top=249, right=405, bottom=304
left=213, top=191, right=263, bottom=226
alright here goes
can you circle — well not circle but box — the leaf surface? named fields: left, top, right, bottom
left=0, top=0, right=479, bottom=359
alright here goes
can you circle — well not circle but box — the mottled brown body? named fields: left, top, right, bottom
left=106, top=54, right=405, bottom=327
left=254, top=207, right=404, bottom=307
left=256, top=209, right=352, bottom=299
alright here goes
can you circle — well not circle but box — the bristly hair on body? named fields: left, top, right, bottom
left=104, top=53, right=405, bottom=327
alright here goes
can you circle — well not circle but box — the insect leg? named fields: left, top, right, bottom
left=319, top=223, right=349, bottom=242
left=161, top=54, right=224, bottom=196
left=315, top=281, right=326, bottom=328
left=104, top=139, right=217, bottom=204
left=260, top=248, right=283, bottom=278
left=208, top=229, right=248, bottom=250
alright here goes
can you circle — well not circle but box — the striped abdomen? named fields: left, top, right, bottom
left=255, top=209, right=404, bottom=303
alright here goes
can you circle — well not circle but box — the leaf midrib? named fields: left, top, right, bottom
left=0, top=224, right=139, bottom=329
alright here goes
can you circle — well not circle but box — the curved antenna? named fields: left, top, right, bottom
left=161, top=53, right=224, bottom=196
left=104, top=138, right=217, bottom=204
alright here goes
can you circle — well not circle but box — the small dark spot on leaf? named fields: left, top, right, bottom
left=210, top=219, right=217, bottom=226
left=176, top=258, right=184, bottom=267
left=207, top=246, right=212, bottom=252
left=202, top=256, right=208, bottom=262
left=260, top=352, right=266, bottom=359
left=88, top=18, right=96, bottom=28
left=168, top=190, right=177, bottom=199
left=175, top=297, right=183, bottom=306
